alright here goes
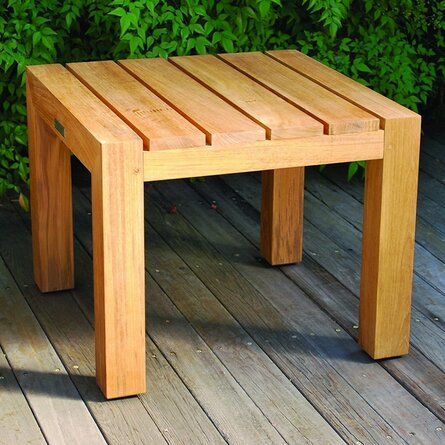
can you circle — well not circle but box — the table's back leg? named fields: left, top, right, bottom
left=260, top=167, right=304, bottom=265
left=360, top=116, right=421, bottom=359
left=91, top=141, right=146, bottom=399
left=27, top=85, right=74, bottom=293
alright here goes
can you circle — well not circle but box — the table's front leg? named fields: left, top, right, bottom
left=28, top=86, right=74, bottom=293
left=91, top=142, right=146, bottom=399
left=261, top=167, right=304, bottom=265
left=360, top=116, right=421, bottom=359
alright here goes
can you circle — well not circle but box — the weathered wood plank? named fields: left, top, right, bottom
left=417, top=171, right=445, bottom=209
left=220, top=52, right=379, bottom=134
left=306, top=168, right=445, bottom=265
left=322, top=165, right=445, bottom=239
left=310, top=168, right=445, bottom=328
left=0, top=344, right=46, bottom=445
left=0, top=254, right=106, bottom=445
left=235, top=172, right=445, bottom=366
left=10, top=194, right=227, bottom=445
left=170, top=55, right=323, bottom=139
left=118, top=58, right=265, bottom=146
left=0, top=203, right=177, bottom=445
left=305, top=168, right=445, bottom=320
left=215, top=173, right=445, bottom=422
left=73, top=188, right=288, bottom=445
left=137, top=199, right=343, bottom=443
left=68, top=61, right=206, bottom=150
left=422, top=134, right=445, bottom=164
left=421, top=151, right=445, bottom=184
left=149, top=179, right=445, bottom=444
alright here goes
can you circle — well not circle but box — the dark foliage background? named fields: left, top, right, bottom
left=1, top=0, right=443, bottom=205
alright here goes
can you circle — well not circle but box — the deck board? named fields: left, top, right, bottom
left=0, top=135, right=444, bottom=444
left=0, top=344, right=46, bottom=445
left=73, top=188, right=333, bottom=445
left=0, top=252, right=106, bottom=445
left=154, top=177, right=444, bottom=444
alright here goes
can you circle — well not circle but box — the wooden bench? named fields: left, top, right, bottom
left=26, top=50, right=421, bottom=399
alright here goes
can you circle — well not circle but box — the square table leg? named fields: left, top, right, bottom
left=28, top=89, right=74, bottom=293
left=91, top=141, right=146, bottom=399
left=260, top=167, right=304, bottom=265
left=360, top=116, right=421, bottom=359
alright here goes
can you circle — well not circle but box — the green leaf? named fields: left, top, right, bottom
left=347, top=162, right=359, bottom=181
left=109, top=7, right=126, bottom=17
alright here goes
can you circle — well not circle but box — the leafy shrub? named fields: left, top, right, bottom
left=0, top=0, right=443, bottom=203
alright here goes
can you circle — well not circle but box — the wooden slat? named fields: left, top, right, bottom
left=170, top=55, right=324, bottom=139
left=26, top=65, right=141, bottom=171
left=219, top=52, right=380, bottom=135
left=141, top=190, right=343, bottom=444
left=70, top=189, right=227, bottom=444
left=73, top=191, right=287, bottom=445
left=5, top=193, right=224, bottom=445
left=0, top=257, right=106, bottom=445
left=214, top=172, right=445, bottom=425
left=0, top=346, right=46, bottom=445
left=119, top=58, right=266, bottom=146
left=267, top=50, right=418, bottom=122
left=68, top=61, right=206, bottom=150
left=143, top=131, right=384, bottom=181
left=151, top=178, right=445, bottom=445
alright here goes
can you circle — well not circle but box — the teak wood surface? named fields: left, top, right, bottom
left=26, top=50, right=420, bottom=399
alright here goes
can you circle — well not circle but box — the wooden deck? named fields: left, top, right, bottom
left=1, top=128, right=444, bottom=444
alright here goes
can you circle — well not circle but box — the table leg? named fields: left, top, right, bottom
left=91, top=141, right=146, bottom=398
left=28, top=91, right=74, bottom=293
left=360, top=116, right=421, bottom=359
left=260, top=167, right=304, bottom=265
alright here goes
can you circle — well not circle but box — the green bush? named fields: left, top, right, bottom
left=1, top=0, right=443, bottom=203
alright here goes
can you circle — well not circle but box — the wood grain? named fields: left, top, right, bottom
left=91, top=139, right=146, bottom=398
left=216, top=171, right=445, bottom=424
left=153, top=177, right=444, bottom=445
left=140, top=190, right=342, bottom=444
left=27, top=85, right=74, bottom=292
left=75, top=188, right=288, bottom=444
left=143, top=131, right=384, bottom=181
left=0, top=346, right=46, bottom=445
left=118, top=57, right=266, bottom=146
left=0, top=257, right=106, bottom=444
left=261, top=168, right=304, bottom=265
left=360, top=116, right=421, bottom=358
left=219, top=52, right=379, bottom=134
left=72, top=188, right=228, bottom=444
left=26, top=64, right=141, bottom=171
left=170, top=55, right=324, bottom=139
left=68, top=61, right=206, bottom=150
left=267, top=50, right=418, bottom=122
left=5, top=192, right=226, bottom=445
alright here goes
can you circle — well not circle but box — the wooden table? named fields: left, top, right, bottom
left=26, top=50, right=421, bottom=399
